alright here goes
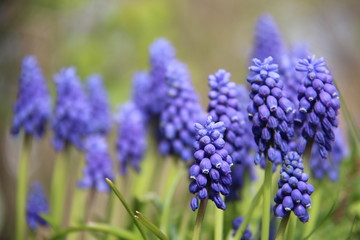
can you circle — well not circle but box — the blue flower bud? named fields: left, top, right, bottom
left=191, top=197, right=199, bottom=211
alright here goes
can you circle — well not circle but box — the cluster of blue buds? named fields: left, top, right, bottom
left=78, top=135, right=115, bottom=192
left=274, top=151, right=314, bottom=222
left=11, top=55, right=51, bottom=138
left=189, top=116, right=232, bottom=210
left=131, top=71, right=152, bottom=119
left=116, top=102, right=147, bottom=174
left=309, top=128, right=348, bottom=181
left=232, top=217, right=253, bottom=240
left=207, top=70, right=247, bottom=164
left=295, top=55, right=340, bottom=159
left=26, top=182, right=49, bottom=230
left=159, top=60, right=203, bottom=161
left=52, top=67, right=91, bottom=151
left=86, top=74, right=112, bottom=135
left=148, top=38, right=176, bottom=115
left=247, top=57, right=295, bottom=165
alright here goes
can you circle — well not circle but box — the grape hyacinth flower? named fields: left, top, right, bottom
left=309, top=128, right=348, bottom=181
left=132, top=71, right=152, bottom=119
left=247, top=57, right=295, bottom=165
left=273, top=151, right=314, bottom=222
left=11, top=55, right=51, bottom=138
left=159, top=60, right=203, bottom=161
left=295, top=55, right=340, bottom=159
left=79, top=135, right=115, bottom=192
left=116, top=102, right=147, bottom=174
left=189, top=116, right=232, bottom=210
left=207, top=70, right=248, bottom=165
left=232, top=217, right=253, bottom=240
left=148, top=38, right=176, bottom=115
left=52, top=67, right=91, bottom=151
left=86, top=74, right=112, bottom=135
left=26, top=182, right=49, bottom=230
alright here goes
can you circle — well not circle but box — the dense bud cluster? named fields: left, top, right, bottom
left=79, top=135, right=115, bottom=192
left=116, top=102, right=147, bottom=174
left=189, top=117, right=232, bottom=210
left=232, top=217, right=253, bottom=240
left=159, top=60, right=203, bottom=161
left=26, top=182, right=49, bottom=230
left=11, top=56, right=51, bottom=137
left=207, top=70, right=247, bottom=164
left=247, top=57, right=295, bottom=164
left=52, top=67, right=91, bottom=151
left=131, top=71, right=152, bottom=119
left=309, top=128, right=348, bottom=181
left=86, top=74, right=112, bottom=135
left=295, top=55, right=340, bottom=159
left=274, top=151, right=314, bottom=222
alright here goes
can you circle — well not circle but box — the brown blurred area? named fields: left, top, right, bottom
left=1, top=0, right=360, bottom=238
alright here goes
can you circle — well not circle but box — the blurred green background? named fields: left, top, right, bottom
left=1, top=0, right=360, bottom=238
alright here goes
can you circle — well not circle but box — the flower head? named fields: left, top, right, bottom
left=189, top=116, right=232, bottom=210
left=26, top=182, right=49, bottom=230
left=159, top=60, right=203, bottom=161
left=132, top=71, right=152, bottom=119
left=52, top=67, right=91, bottom=151
left=273, top=151, right=314, bottom=222
left=116, top=102, right=147, bottom=174
left=78, top=135, right=114, bottom=192
left=232, top=217, right=253, bottom=240
left=247, top=57, right=295, bottom=165
left=207, top=70, right=248, bottom=165
left=11, top=55, right=51, bottom=137
left=86, top=74, right=112, bottom=135
left=295, top=55, right=340, bottom=159
left=148, top=38, right=176, bottom=115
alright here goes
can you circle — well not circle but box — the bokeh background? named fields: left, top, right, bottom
left=1, top=0, right=360, bottom=238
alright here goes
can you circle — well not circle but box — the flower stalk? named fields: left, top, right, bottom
left=262, top=160, right=273, bottom=240
left=192, top=198, right=208, bottom=240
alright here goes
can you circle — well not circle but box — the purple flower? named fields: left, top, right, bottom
left=148, top=38, right=176, bottom=115
left=132, top=71, right=152, bottom=119
left=11, top=56, right=51, bottom=138
left=295, top=55, right=340, bottom=160
left=207, top=70, right=248, bottom=165
left=87, top=74, right=112, bottom=135
left=232, top=217, right=253, bottom=240
left=52, top=67, right=91, bottom=151
left=189, top=116, right=232, bottom=210
left=78, top=135, right=115, bottom=192
left=309, top=128, right=348, bottom=181
left=116, top=102, right=147, bottom=174
left=247, top=57, right=294, bottom=165
left=26, top=182, right=49, bottom=230
left=273, top=151, right=314, bottom=222
left=159, top=60, right=203, bottom=161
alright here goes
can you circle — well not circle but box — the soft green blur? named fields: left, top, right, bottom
left=1, top=0, right=360, bottom=239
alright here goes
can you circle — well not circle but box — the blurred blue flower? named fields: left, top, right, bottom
left=11, top=55, right=51, bottom=138
left=78, top=135, right=115, bottom=192
left=159, top=60, right=203, bottom=161
left=189, top=116, right=232, bottom=211
left=116, top=102, right=147, bottom=174
left=132, top=71, right=152, bottom=119
left=52, top=67, right=91, bottom=151
left=26, top=182, right=49, bottom=230
left=86, top=74, right=112, bottom=135
left=273, top=151, right=314, bottom=222
left=232, top=217, right=253, bottom=240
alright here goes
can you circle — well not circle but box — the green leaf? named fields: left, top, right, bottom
left=105, top=178, right=147, bottom=240
left=135, top=211, right=169, bottom=240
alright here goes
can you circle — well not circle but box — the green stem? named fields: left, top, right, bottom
left=233, top=184, right=263, bottom=240
left=51, top=150, right=69, bottom=228
left=106, top=178, right=147, bottom=240
left=215, top=203, right=224, bottom=240
left=192, top=198, right=208, bottom=240
left=304, top=182, right=321, bottom=237
left=179, top=207, right=191, bottom=240
left=135, top=211, right=169, bottom=240
left=285, top=213, right=297, bottom=240
left=50, top=223, right=137, bottom=240
left=275, top=214, right=290, bottom=240
left=261, top=160, right=273, bottom=240
left=16, top=135, right=31, bottom=240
